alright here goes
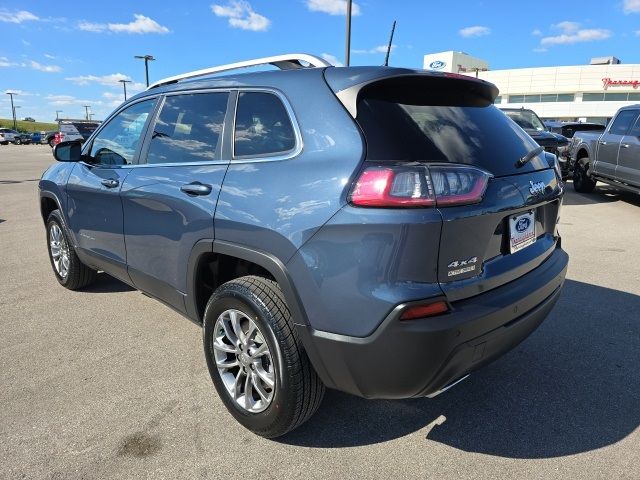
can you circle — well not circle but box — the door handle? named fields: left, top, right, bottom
left=598, top=141, right=608, bottom=145
left=620, top=143, right=630, bottom=148
left=180, top=182, right=212, bottom=196
left=101, top=178, right=119, bottom=188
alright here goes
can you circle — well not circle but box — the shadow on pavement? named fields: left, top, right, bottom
left=83, top=272, right=135, bottom=293
left=563, top=182, right=640, bottom=207
left=280, top=279, right=640, bottom=458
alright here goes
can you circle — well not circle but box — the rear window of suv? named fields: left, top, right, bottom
left=146, top=92, right=228, bottom=164
left=355, top=77, right=549, bottom=177
left=233, top=92, right=296, bottom=158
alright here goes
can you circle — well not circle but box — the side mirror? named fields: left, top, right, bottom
left=53, top=140, right=82, bottom=162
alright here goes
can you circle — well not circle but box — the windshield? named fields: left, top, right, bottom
left=503, top=110, right=546, bottom=131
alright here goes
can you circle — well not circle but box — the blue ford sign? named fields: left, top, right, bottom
left=516, top=217, right=531, bottom=233
left=429, top=60, right=446, bottom=69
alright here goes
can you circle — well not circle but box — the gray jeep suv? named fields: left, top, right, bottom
left=39, top=54, right=568, bottom=438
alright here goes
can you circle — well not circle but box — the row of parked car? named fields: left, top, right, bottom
left=500, top=106, right=639, bottom=196
left=1, top=119, right=102, bottom=147
left=0, top=128, right=57, bottom=146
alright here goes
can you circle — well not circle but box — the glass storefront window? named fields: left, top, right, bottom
left=583, top=93, right=605, bottom=101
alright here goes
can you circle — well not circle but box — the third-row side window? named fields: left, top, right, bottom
left=233, top=92, right=296, bottom=158
left=146, top=92, right=228, bottom=164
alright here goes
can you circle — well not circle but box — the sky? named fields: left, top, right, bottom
left=1, top=0, right=640, bottom=122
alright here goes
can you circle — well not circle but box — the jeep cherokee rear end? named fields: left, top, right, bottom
left=290, top=68, right=568, bottom=399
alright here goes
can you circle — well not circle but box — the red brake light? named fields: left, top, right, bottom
left=349, top=164, right=491, bottom=208
left=400, top=301, right=449, bottom=320
left=349, top=167, right=435, bottom=207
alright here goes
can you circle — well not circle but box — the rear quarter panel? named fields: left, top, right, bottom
left=214, top=69, right=365, bottom=263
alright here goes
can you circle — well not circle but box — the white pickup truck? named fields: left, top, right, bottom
left=568, top=105, right=640, bottom=195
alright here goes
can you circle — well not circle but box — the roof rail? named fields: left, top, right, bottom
left=147, top=53, right=332, bottom=90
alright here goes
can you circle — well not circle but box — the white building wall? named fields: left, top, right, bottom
left=478, top=64, right=640, bottom=120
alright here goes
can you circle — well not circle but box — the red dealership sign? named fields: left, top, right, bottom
left=602, top=78, right=640, bottom=90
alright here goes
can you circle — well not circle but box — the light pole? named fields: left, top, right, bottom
left=83, top=105, right=91, bottom=121
left=6, top=91, right=18, bottom=130
left=118, top=79, right=132, bottom=101
left=55, top=110, right=63, bottom=121
left=13, top=106, right=21, bottom=124
left=344, top=0, right=352, bottom=67
left=134, top=54, right=155, bottom=87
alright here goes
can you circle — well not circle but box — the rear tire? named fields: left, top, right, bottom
left=202, top=275, right=324, bottom=438
left=573, top=160, right=596, bottom=193
left=46, top=210, right=96, bottom=290
left=48, top=138, right=55, bottom=148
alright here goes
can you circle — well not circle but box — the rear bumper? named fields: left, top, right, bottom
left=298, top=247, right=568, bottom=399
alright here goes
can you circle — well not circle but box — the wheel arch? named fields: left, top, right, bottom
left=40, top=191, right=62, bottom=225
left=186, top=240, right=311, bottom=328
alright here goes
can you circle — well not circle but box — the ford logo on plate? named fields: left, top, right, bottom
left=429, top=60, right=446, bottom=69
left=516, top=218, right=531, bottom=233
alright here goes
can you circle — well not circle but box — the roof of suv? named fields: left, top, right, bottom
left=132, top=65, right=498, bottom=104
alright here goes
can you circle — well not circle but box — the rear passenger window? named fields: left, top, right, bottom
left=233, top=92, right=296, bottom=158
left=608, top=110, right=638, bottom=136
left=626, top=116, right=640, bottom=137
left=146, top=92, right=228, bottom=164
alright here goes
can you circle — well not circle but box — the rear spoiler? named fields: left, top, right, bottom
left=324, top=67, right=499, bottom=118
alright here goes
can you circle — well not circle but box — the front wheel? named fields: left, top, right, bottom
left=46, top=210, right=96, bottom=289
left=14, top=138, right=21, bottom=145
left=202, top=276, right=324, bottom=438
left=573, top=160, right=596, bottom=193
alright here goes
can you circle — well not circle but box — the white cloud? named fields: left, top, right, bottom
left=0, top=9, right=39, bottom=23
left=533, top=47, right=548, bottom=53
left=3, top=89, right=37, bottom=96
left=0, top=56, right=17, bottom=67
left=541, top=22, right=612, bottom=46
left=459, top=25, right=491, bottom=38
left=78, top=14, right=169, bottom=34
left=103, top=91, right=126, bottom=107
left=321, top=53, right=343, bottom=66
left=353, top=44, right=396, bottom=54
left=45, top=94, right=102, bottom=107
left=28, top=60, right=62, bottom=72
left=44, top=54, right=56, bottom=59
left=211, top=1, right=270, bottom=31
left=306, top=0, right=361, bottom=16
left=636, top=30, right=640, bottom=35
left=66, top=73, right=131, bottom=86
left=531, top=29, right=542, bottom=36
left=624, top=0, right=640, bottom=13
left=109, top=14, right=169, bottom=34
left=554, top=21, right=580, bottom=32
left=78, top=21, right=107, bottom=32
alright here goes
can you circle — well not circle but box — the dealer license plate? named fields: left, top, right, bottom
left=509, top=211, right=536, bottom=253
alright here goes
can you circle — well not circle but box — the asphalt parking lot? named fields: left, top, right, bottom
left=1, top=144, right=639, bottom=479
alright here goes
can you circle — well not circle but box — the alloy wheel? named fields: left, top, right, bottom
left=212, top=309, right=275, bottom=413
left=49, top=223, right=70, bottom=278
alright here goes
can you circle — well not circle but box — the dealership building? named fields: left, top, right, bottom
left=423, top=51, right=640, bottom=124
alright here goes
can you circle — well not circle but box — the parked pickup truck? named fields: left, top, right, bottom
left=569, top=105, right=640, bottom=194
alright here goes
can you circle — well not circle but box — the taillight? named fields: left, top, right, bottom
left=349, top=164, right=491, bottom=208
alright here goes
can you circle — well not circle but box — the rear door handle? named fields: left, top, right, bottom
left=598, top=141, right=607, bottom=145
left=180, top=182, right=212, bottom=196
left=101, top=178, right=119, bottom=188
left=620, top=143, right=630, bottom=148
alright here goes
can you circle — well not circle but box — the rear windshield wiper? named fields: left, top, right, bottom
left=516, top=145, right=544, bottom=168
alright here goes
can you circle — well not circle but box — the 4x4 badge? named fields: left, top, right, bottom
left=448, top=256, right=478, bottom=277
